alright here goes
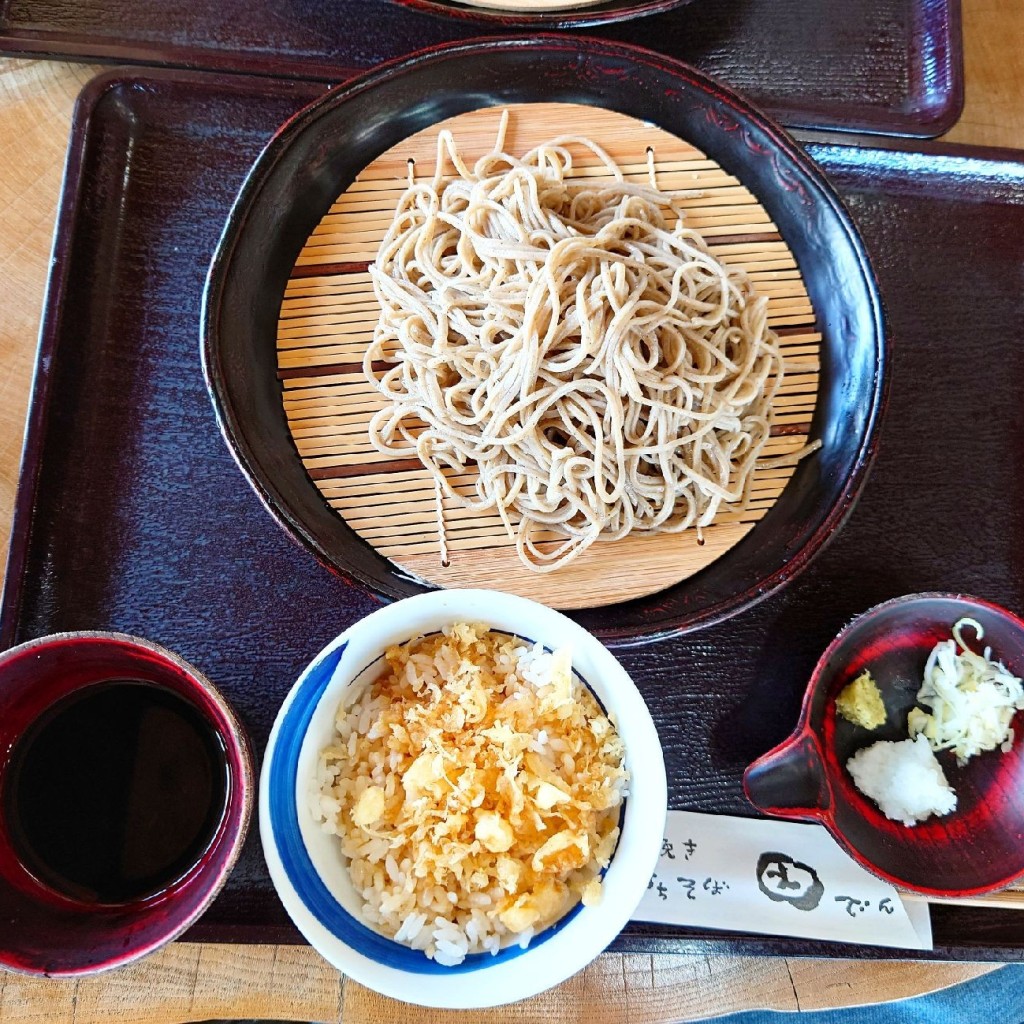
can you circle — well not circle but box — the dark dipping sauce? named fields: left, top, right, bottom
left=4, top=680, right=228, bottom=904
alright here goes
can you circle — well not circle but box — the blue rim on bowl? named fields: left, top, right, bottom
left=259, top=590, right=666, bottom=1006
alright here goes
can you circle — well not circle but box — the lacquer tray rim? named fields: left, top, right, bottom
left=0, top=0, right=965, bottom=138
left=2, top=66, right=1022, bottom=962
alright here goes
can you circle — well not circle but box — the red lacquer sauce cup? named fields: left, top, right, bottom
left=0, top=632, right=252, bottom=976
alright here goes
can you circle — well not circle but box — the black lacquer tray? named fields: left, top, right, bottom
left=0, top=0, right=963, bottom=137
left=4, top=67, right=1024, bottom=958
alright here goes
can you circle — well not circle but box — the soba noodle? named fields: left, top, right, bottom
left=365, top=112, right=802, bottom=573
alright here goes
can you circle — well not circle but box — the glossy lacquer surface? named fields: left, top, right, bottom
left=0, top=0, right=962, bottom=136
left=395, top=0, right=692, bottom=26
left=4, top=68, right=1024, bottom=958
left=745, top=594, right=1024, bottom=898
left=202, top=39, right=885, bottom=644
left=0, top=633, right=252, bottom=975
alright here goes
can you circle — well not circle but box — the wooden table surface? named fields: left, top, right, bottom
left=1, top=0, right=1022, bottom=1019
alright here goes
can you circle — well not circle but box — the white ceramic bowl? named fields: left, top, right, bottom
left=260, top=589, right=666, bottom=1008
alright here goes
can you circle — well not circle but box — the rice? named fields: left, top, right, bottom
left=313, top=622, right=628, bottom=965
left=846, top=734, right=957, bottom=826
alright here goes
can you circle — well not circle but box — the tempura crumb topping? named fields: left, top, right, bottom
left=313, top=622, right=628, bottom=965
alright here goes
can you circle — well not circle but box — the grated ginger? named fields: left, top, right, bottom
left=836, top=669, right=886, bottom=730
left=313, top=622, right=628, bottom=965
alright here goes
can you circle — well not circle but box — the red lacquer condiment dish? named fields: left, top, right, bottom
left=743, top=593, right=1024, bottom=898
left=0, top=632, right=253, bottom=976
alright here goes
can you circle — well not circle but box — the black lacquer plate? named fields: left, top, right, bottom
left=6, top=66, right=1024, bottom=958
left=394, top=0, right=691, bottom=27
left=0, top=0, right=963, bottom=137
left=202, top=37, right=886, bottom=646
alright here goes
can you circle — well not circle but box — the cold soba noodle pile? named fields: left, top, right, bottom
left=367, top=112, right=802, bottom=572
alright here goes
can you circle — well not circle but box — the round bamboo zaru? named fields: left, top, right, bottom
left=276, top=103, right=819, bottom=609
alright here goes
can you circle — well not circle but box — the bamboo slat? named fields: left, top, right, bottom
left=276, top=103, right=819, bottom=609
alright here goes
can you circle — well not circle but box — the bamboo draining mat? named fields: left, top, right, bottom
left=277, top=103, right=819, bottom=609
